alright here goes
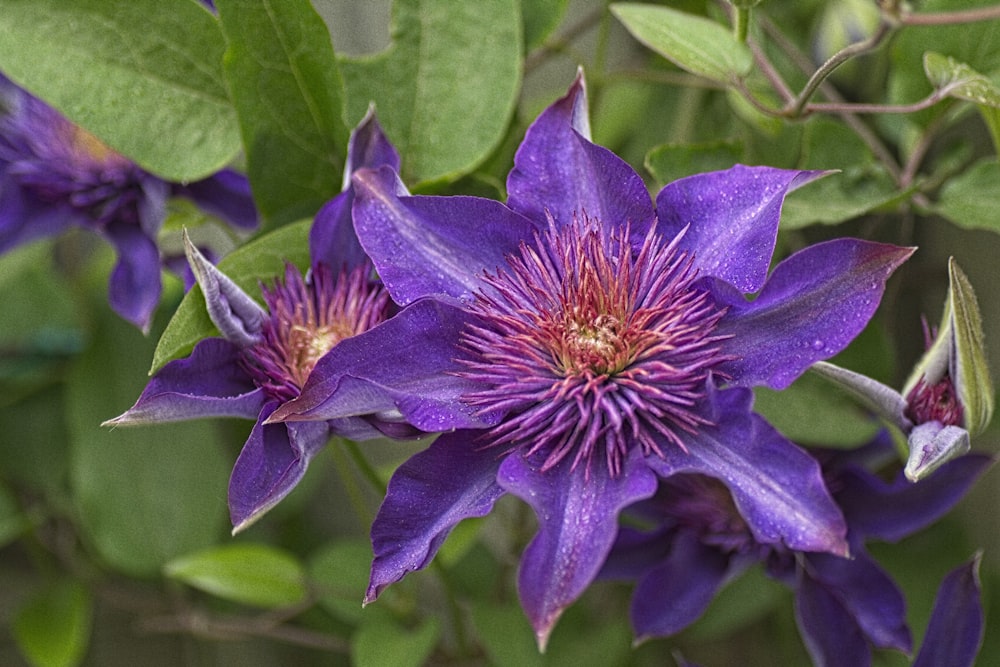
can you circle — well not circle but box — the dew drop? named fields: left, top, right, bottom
left=811, top=339, right=825, bottom=351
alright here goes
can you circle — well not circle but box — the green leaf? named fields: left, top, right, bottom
left=934, top=158, right=1000, bottom=233
left=611, top=4, right=752, bottom=84
left=339, top=0, right=523, bottom=185
left=780, top=166, right=906, bottom=228
left=471, top=602, right=545, bottom=667
left=947, top=259, right=994, bottom=435
left=645, top=141, right=742, bottom=186
left=68, top=306, right=229, bottom=577
left=217, top=0, right=349, bottom=227
left=309, top=538, right=374, bottom=624
left=151, top=219, right=311, bottom=373
left=352, top=611, right=440, bottom=667
left=522, top=0, right=568, bottom=52
left=13, top=580, right=92, bottom=667
left=165, top=543, right=307, bottom=608
left=924, top=51, right=1000, bottom=151
left=0, top=0, right=240, bottom=181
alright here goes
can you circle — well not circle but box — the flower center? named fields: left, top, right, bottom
left=241, top=262, right=391, bottom=403
left=905, top=375, right=964, bottom=427
left=458, top=216, right=731, bottom=477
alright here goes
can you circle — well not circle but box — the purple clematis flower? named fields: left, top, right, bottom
left=269, top=71, right=913, bottom=645
left=104, top=110, right=428, bottom=532
left=602, top=433, right=991, bottom=666
left=0, top=75, right=258, bottom=331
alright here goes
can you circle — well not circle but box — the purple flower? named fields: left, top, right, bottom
left=0, top=76, right=258, bottom=331
left=104, top=111, right=420, bottom=532
left=602, top=434, right=991, bottom=666
left=269, top=71, right=912, bottom=644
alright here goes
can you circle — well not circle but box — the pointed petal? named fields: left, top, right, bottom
left=835, top=452, right=992, bottom=542
left=105, top=220, right=163, bottom=332
left=184, top=231, right=266, bottom=347
left=269, top=298, right=493, bottom=431
left=499, top=452, right=657, bottom=649
left=310, top=108, right=399, bottom=270
left=795, top=569, right=872, bottom=667
left=716, top=239, right=914, bottom=389
left=630, top=531, right=731, bottom=641
left=366, top=431, right=505, bottom=602
left=810, top=362, right=912, bottom=432
left=103, top=337, right=265, bottom=426
left=657, top=166, right=828, bottom=293
left=506, top=73, right=654, bottom=235
left=647, top=387, right=849, bottom=555
left=913, top=554, right=984, bottom=667
left=172, top=168, right=259, bottom=230
left=806, top=549, right=911, bottom=651
left=229, top=402, right=330, bottom=532
left=353, top=166, right=538, bottom=305
left=905, top=422, right=971, bottom=481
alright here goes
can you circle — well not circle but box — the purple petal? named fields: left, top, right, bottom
left=629, top=531, right=732, bottom=641
left=715, top=239, right=914, bottom=389
left=506, top=73, right=654, bottom=236
left=646, top=386, right=849, bottom=555
left=310, top=109, right=399, bottom=269
left=913, top=555, right=984, bottom=667
left=795, top=569, right=872, bottom=667
left=0, top=180, right=73, bottom=253
left=102, top=337, right=265, bottom=426
left=104, top=220, right=164, bottom=333
left=172, top=168, right=259, bottom=231
left=366, top=430, right=505, bottom=602
left=835, top=453, right=992, bottom=543
left=657, top=166, right=828, bottom=293
left=499, top=452, right=657, bottom=649
left=352, top=166, right=538, bottom=305
left=805, top=549, right=911, bottom=651
left=229, top=402, right=331, bottom=532
left=269, top=298, right=493, bottom=431
left=184, top=232, right=266, bottom=347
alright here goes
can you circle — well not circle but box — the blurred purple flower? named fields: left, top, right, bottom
left=269, top=71, right=912, bottom=645
left=602, top=434, right=991, bottom=666
left=104, top=111, right=421, bottom=532
left=0, top=76, right=257, bottom=331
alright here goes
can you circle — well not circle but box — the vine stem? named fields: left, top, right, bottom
left=734, top=7, right=750, bottom=43
left=901, top=5, right=1000, bottom=25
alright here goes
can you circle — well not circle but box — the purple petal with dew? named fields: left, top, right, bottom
left=795, top=569, right=872, bottom=667
left=352, top=166, right=538, bottom=305
left=835, top=453, right=992, bottom=543
left=366, top=430, right=505, bottom=602
left=172, top=168, right=258, bottom=231
left=506, top=73, right=654, bottom=237
left=646, top=386, right=848, bottom=556
left=0, top=180, right=74, bottom=253
left=229, top=402, right=331, bottom=533
left=630, top=531, right=732, bottom=641
left=104, top=220, right=163, bottom=332
left=102, top=337, right=265, bottom=426
left=905, top=422, right=971, bottom=482
left=714, top=239, right=914, bottom=389
left=805, top=549, right=911, bottom=651
left=184, top=231, right=266, bottom=348
left=311, top=108, right=399, bottom=269
left=657, top=166, right=828, bottom=293
left=913, top=554, right=984, bottom=667
left=269, top=298, right=493, bottom=432
left=499, top=451, right=657, bottom=650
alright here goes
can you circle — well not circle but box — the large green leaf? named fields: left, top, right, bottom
left=339, top=0, right=522, bottom=185
left=217, top=0, right=349, bottom=227
left=165, top=543, right=307, bottom=608
left=924, top=51, right=1000, bottom=152
left=151, top=219, right=311, bottom=374
left=935, top=159, right=1000, bottom=234
left=13, top=580, right=92, bottom=667
left=611, top=3, right=752, bottom=84
left=0, top=0, right=240, bottom=181
left=68, top=304, right=228, bottom=577
left=352, top=610, right=440, bottom=667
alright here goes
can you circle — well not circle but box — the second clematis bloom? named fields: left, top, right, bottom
left=0, top=75, right=258, bottom=331
left=270, top=71, right=914, bottom=646
left=104, top=112, right=434, bottom=532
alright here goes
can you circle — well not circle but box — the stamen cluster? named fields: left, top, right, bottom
left=242, top=262, right=391, bottom=403
left=459, top=217, right=731, bottom=477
